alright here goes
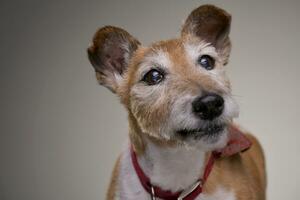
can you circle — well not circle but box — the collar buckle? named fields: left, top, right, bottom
left=177, top=180, right=202, bottom=200
left=151, top=186, right=156, bottom=200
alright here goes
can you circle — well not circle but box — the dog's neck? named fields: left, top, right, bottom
left=136, top=136, right=207, bottom=193
left=128, top=115, right=209, bottom=193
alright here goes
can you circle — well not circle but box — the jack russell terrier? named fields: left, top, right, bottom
left=87, top=4, right=266, bottom=200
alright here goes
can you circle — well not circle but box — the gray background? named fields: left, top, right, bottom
left=1, top=0, right=300, bottom=199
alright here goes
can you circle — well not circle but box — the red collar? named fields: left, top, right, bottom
left=131, top=125, right=252, bottom=200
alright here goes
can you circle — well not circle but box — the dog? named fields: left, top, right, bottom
left=87, top=4, right=266, bottom=200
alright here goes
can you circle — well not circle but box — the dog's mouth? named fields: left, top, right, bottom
left=176, top=123, right=226, bottom=140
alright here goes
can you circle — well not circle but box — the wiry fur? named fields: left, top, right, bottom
left=86, top=4, right=266, bottom=200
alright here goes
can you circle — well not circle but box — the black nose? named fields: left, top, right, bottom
left=192, top=94, right=224, bottom=120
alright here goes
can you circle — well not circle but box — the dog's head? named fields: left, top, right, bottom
left=87, top=5, right=238, bottom=151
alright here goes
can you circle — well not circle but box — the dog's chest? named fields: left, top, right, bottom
left=115, top=148, right=236, bottom=200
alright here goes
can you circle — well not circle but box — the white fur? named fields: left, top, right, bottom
left=116, top=144, right=148, bottom=199
left=114, top=73, right=124, bottom=86
left=116, top=143, right=236, bottom=200
left=200, top=187, right=236, bottom=200
left=139, top=138, right=206, bottom=192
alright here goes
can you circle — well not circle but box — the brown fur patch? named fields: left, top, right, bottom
left=87, top=26, right=140, bottom=92
left=181, top=5, right=231, bottom=47
left=203, top=133, right=266, bottom=199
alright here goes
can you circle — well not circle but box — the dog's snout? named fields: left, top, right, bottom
left=192, top=94, right=224, bottom=120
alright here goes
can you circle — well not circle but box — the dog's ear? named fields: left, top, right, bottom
left=181, top=5, right=231, bottom=63
left=87, top=26, right=140, bottom=93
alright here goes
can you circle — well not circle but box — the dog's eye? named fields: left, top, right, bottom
left=142, top=69, right=164, bottom=85
left=197, top=55, right=215, bottom=70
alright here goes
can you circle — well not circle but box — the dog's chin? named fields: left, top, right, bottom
left=175, top=123, right=229, bottom=151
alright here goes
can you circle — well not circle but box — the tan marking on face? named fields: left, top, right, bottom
left=129, top=43, right=179, bottom=141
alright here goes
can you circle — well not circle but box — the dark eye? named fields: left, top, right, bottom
left=142, top=69, right=164, bottom=85
left=197, top=55, right=215, bottom=70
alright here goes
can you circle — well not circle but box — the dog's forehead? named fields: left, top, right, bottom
left=129, top=39, right=191, bottom=73
left=148, top=38, right=193, bottom=66
left=150, top=39, right=183, bottom=53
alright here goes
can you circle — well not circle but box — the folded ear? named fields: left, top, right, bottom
left=87, top=26, right=140, bottom=92
left=181, top=5, right=231, bottom=63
